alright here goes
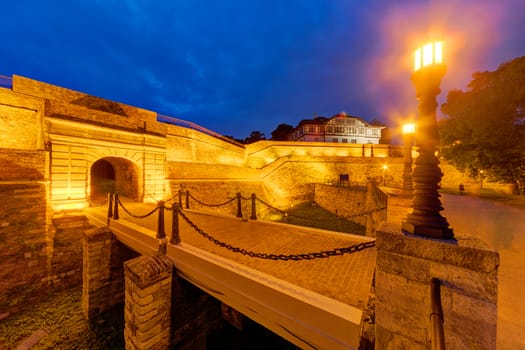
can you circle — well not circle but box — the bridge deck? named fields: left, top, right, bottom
left=86, top=201, right=376, bottom=349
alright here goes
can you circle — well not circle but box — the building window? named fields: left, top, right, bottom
left=332, top=138, right=338, bottom=143
left=342, top=139, right=348, bottom=143
left=351, top=139, right=357, bottom=144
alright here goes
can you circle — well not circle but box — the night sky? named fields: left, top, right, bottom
left=2, top=0, right=525, bottom=140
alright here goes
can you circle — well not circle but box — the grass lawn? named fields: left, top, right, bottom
left=0, top=286, right=124, bottom=350
left=265, top=201, right=366, bottom=235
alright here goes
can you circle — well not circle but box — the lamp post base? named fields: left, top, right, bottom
left=401, top=221, right=454, bottom=240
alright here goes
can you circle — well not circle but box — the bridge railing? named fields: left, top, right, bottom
left=157, top=114, right=244, bottom=147
left=105, top=191, right=378, bottom=261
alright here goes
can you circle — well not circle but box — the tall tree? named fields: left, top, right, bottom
left=271, top=123, right=294, bottom=140
left=439, top=56, right=525, bottom=194
left=244, top=130, right=266, bottom=144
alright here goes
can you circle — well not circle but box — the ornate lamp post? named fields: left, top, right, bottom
left=401, top=41, right=454, bottom=239
left=401, top=123, right=415, bottom=196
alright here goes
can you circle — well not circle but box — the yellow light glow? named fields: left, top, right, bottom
left=414, top=48, right=422, bottom=71
left=403, top=123, right=415, bottom=134
left=382, top=164, right=388, bottom=170
left=414, top=41, right=444, bottom=71
left=422, top=43, right=433, bottom=66
left=434, top=41, right=443, bottom=63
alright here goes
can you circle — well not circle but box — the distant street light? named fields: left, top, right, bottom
left=479, top=170, right=485, bottom=189
left=382, top=164, right=388, bottom=186
left=402, top=123, right=415, bottom=196
left=401, top=41, right=454, bottom=240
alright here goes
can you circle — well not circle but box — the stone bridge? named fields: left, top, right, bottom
left=0, top=75, right=500, bottom=349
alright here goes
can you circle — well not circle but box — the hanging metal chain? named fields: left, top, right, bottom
left=255, top=197, right=287, bottom=214
left=117, top=197, right=159, bottom=218
left=188, top=192, right=237, bottom=207
left=178, top=209, right=375, bottom=261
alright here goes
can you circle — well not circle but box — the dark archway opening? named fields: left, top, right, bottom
left=90, top=157, right=140, bottom=202
left=91, top=159, right=115, bottom=200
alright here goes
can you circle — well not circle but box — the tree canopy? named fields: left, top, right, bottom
left=244, top=130, right=266, bottom=144
left=270, top=123, right=294, bottom=140
left=439, top=56, right=525, bottom=193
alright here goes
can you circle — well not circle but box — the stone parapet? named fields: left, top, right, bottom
left=124, top=254, right=173, bottom=350
left=375, top=223, right=499, bottom=349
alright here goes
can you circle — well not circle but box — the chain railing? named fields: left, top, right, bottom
left=105, top=190, right=377, bottom=260
left=175, top=206, right=375, bottom=261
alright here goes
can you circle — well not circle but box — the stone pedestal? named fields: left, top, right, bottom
left=375, top=223, right=499, bottom=349
left=82, top=227, right=112, bottom=319
left=124, top=254, right=173, bottom=350
left=82, top=227, right=138, bottom=320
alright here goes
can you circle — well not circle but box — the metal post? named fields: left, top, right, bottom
left=250, top=193, right=257, bottom=220
left=107, top=193, right=113, bottom=225
left=236, top=192, right=242, bottom=218
left=113, top=193, right=119, bottom=220
left=185, top=190, right=189, bottom=209
left=362, top=144, right=365, bottom=157
left=402, top=131, right=414, bottom=196
left=370, top=144, right=374, bottom=157
left=171, top=204, right=181, bottom=245
left=430, top=278, right=446, bottom=350
left=157, top=200, right=165, bottom=239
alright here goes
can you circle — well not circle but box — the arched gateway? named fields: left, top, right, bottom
left=90, top=157, right=139, bottom=201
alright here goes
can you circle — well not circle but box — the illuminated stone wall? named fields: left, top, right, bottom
left=376, top=223, right=498, bottom=349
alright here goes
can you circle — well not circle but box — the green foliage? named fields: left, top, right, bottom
left=439, top=56, right=525, bottom=193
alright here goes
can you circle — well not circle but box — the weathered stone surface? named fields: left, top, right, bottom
left=124, top=254, right=173, bottom=350
left=377, top=223, right=499, bottom=274
left=82, top=230, right=137, bottom=320
left=375, top=223, right=499, bottom=350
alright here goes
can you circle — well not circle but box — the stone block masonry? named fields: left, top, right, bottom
left=0, top=183, right=48, bottom=315
left=124, top=254, right=173, bottom=350
left=82, top=227, right=139, bottom=319
left=375, top=223, right=499, bottom=349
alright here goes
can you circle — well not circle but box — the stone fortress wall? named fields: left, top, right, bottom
left=0, top=74, right=505, bottom=316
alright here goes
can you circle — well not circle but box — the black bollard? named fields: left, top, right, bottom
left=157, top=200, right=165, bottom=239
left=236, top=192, right=243, bottom=218
left=113, top=193, right=119, bottom=220
left=107, top=193, right=113, bottom=225
left=250, top=193, right=257, bottom=220
left=185, top=190, right=189, bottom=209
left=171, top=204, right=181, bottom=245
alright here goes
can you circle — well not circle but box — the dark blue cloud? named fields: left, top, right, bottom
left=1, top=0, right=524, bottom=139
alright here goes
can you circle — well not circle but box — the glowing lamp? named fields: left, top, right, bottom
left=402, top=123, right=415, bottom=135
left=414, top=41, right=443, bottom=71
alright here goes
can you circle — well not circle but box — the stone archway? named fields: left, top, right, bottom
left=90, top=157, right=139, bottom=200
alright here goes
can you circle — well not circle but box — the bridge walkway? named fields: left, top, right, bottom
left=86, top=200, right=376, bottom=349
